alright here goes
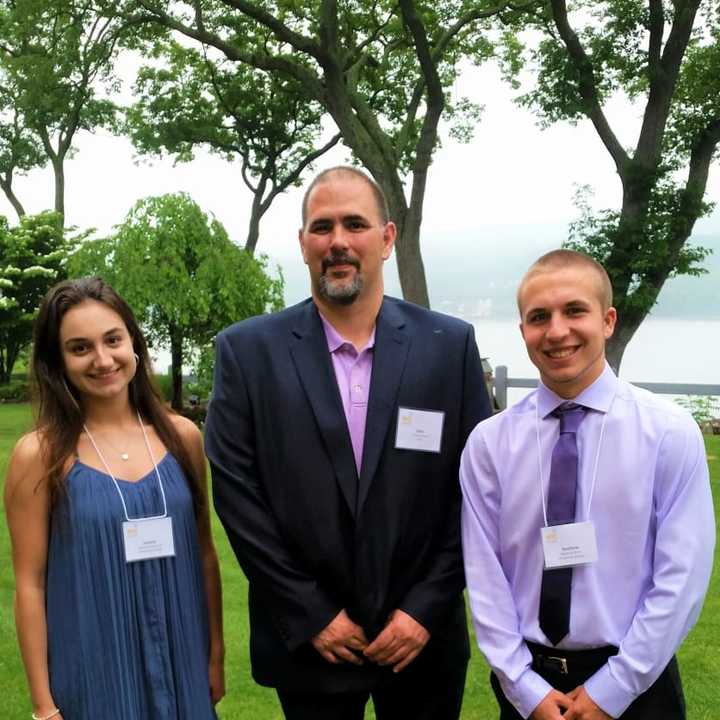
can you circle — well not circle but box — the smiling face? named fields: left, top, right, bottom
left=60, top=299, right=137, bottom=404
left=299, top=173, right=395, bottom=307
left=519, top=266, right=617, bottom=398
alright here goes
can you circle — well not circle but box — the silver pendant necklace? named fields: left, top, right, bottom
left=84, top=424, right=133, bottom=461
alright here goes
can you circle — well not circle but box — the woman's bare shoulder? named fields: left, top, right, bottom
left=10, top=429, right=43, bottom=464
left=5, top=430, right=46, bottom=500
left=168, top=412, right=202, bottom=444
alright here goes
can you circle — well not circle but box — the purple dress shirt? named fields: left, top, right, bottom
left=460, top=363, right=715, bottom=718
left=319, top=313, right=375, bottom=474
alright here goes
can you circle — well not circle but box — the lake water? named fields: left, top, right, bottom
left=466, top=317, right=720, bottom=405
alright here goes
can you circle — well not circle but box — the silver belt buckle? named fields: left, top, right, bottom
left=548, top=656, right=569, bottom=674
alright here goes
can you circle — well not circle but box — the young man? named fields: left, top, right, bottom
left=460, top=249, right=714, bottom=719
left=206, top=166, right=491, bottom=719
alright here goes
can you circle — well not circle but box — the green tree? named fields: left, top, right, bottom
left=0, top=211, right=69, bottom=383
left=127, top=40, right=341, bottom=254
left=70, top=192, right=284, bottom=410
left=0, top=84, right=45, bottom=219
left=506, top=0, right=720, bottom=369
left=0, top=0, right=142, bottom=219
left=128, top=0, right=520, bottom=307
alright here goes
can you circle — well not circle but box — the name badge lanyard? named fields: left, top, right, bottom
left=83, top=410, right=169, bottom=523
left=534, top=391, right=616, bottom=528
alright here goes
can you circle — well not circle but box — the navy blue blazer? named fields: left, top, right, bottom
left=205, top=297, right=491, bottom=692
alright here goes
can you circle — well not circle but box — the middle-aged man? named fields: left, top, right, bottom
left=460, top=249, right=715, bottom=720
left=205, top=166, right=492, bottom=719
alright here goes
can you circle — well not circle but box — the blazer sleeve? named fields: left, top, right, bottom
left=399, top=324, right=493, bottom=632
left=205, top=330, right=341, bottom=651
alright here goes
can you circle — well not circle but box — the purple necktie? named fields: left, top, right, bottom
left=539, top=402, right=587, bottom=646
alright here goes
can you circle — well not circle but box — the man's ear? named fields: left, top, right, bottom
left=603, top=307, right=617, bottom=339
left=382, top=221, right=397, bottom=261
left=298, top=228, right=309, bottom=265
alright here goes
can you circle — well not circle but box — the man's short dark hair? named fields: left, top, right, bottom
left=517, top=249, right=614, bottom=312
left=301, top=166, right=390, bottom=226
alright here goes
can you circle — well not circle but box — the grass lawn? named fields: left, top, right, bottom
left=1, top=403, right=718, bottom=719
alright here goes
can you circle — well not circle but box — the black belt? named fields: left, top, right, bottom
left=526, top=641, right=618, bottom=676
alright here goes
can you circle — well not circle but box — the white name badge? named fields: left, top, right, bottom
left=122, top=517, right=175, bottom=563
left=541, top=521, right=598, bottom=569
left=395, top=407, right=445, bottom=453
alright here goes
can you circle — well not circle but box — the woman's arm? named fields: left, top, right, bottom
left=4, top=433, right=64, bottom=720
left=176, top=416, right=226, bottom=704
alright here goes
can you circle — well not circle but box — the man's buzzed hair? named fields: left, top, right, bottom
left=301, top=166, right=390, bottom=226
left=517, top=249, right=614, bottom=312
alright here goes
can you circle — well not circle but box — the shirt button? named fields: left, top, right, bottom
left=353, top=384, right=362, bottom=393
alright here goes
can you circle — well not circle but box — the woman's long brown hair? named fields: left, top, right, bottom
left=31, top=277, right=204, bottom=515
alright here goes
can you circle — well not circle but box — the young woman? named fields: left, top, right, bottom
left=4, top=278, right=225, bottom=720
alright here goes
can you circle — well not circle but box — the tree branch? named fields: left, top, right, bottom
left=240, top=150, right=258, bottom=194
left=344, top=4, right=393, bottom=70
left=399, top=1, right=443, bottom=119
left=669, top=115, right=720, bottom=243
left=398, top=0, right=445, bottom=234
left=633, top=112, right=719, bottom=306
left=219, top=0, right=323, bottom=60
left=647, top=0, right=663, bottom=73
left=394, top=79, right=425, bottom=157
left=0, top=172, right=26, bottom=218
left=549, top=0, right=630, bottom=174
left=433, top=1, right=517, bottom=59
left=318, top=0, right=339, bottom=59
left=635, top=0, right=702, bottom=166
left=135, top=1, right=325, bottom=101
left=262, top=132, right=343, bottom=215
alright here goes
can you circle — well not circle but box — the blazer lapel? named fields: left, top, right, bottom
left=288, top=301, right=359, bottom=515
left=357, top=299, right=410, bottom=514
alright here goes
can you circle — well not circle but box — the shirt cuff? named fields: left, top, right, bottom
left=584, top=664, right=637, bottom=719
left=499, top=666, right=554, bottom=719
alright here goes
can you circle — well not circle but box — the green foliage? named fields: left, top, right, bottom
left=128, top=41, right=325, bottom=169
left=0, top=211, right=74, bottom=382
left=125, top=40, right=339, bottom=251
left=676, top=395, right=720, bottom=428
left=0, top=377, right=30, bottom=402
left=500, top=0, right=720, bottom=367
left=185, top=345, right=215, bottom=402
left=0, top=82, right=45, bottom=213
left=515, top=1, right=676, bottom=123
left=154, top=372, right=173, bottom=403
left=69, top=192, right=284, bottom=406
left=120, top=0, right=516, bottom=306
left=0, top=0, right=134, bottom=215
left=567, top=184, right=712, bottom=312
left=666, top=24, right=720, bottom=159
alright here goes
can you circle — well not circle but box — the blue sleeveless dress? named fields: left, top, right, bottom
left=46, top=454, right=217, bottom=720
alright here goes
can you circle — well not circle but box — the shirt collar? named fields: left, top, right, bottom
left=318, top=311, right=376, bottom=354
left=537, top=362, right=618, bottom=419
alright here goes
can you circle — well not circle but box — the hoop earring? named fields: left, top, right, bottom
left=62, top=376, right=81, bottom=411
left=134, top=353, right=140, bottom=365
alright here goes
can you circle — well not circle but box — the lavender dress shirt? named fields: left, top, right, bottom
left=460, top=363, right=715, bottom=718
left=319, top=313, right=375, bottom=474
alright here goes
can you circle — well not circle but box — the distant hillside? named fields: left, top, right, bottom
left=275, top=226, right=719, bottom=320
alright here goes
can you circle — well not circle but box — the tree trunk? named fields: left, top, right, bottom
left=169, top=324, right=183, bottom=411
left=52, top=156, right=65, bottom=220
left=0, top=177, right=26, bottom=219
left=320, top=65, right=431, bottom=307
left=605, top=315, right=641, bottom=373
left=387, top=201, right=430, bottom=307
left=245, top=192, right=262, bottom=255
left=0, top=342, right=20, bottom=384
